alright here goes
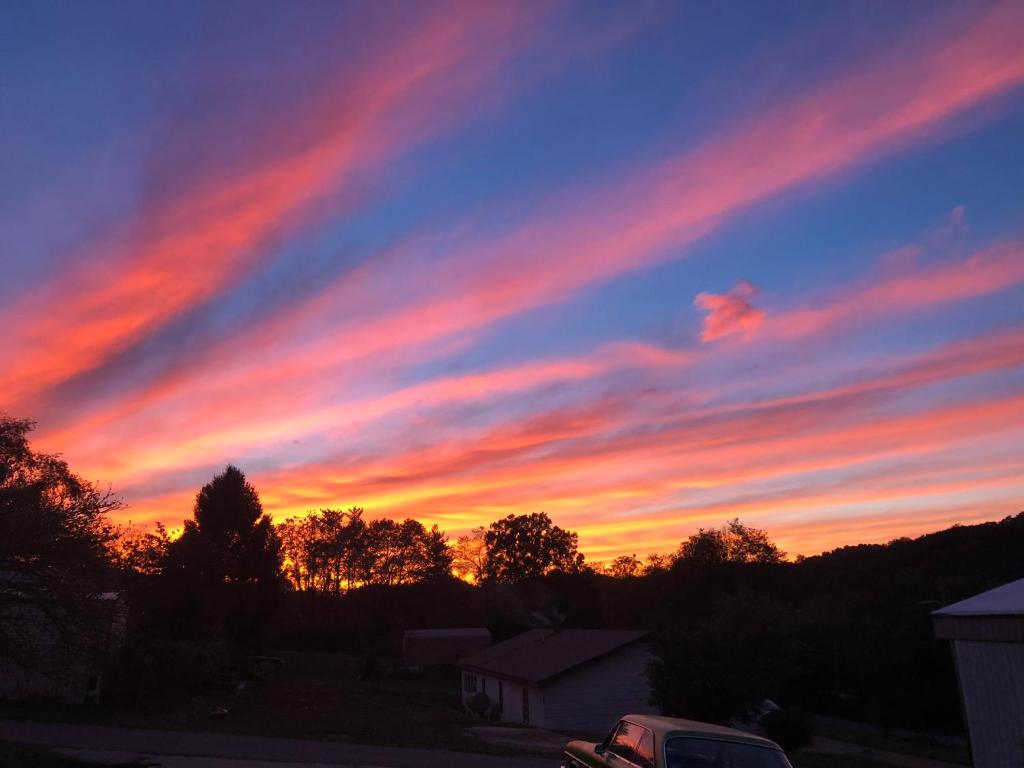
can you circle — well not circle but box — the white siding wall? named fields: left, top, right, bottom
left=501, top=679, right=521, bottom=721
left=954, top=639, right=1024, bottom=768
left=497, top=678, right=520, bottom=722
left=542, top=642, right=657, bottom=732
left=529, top=684, right=545, bottom=727
left=460, top=670, right=478, bottom=708
left=462, top=673, right=542, bottom=725
left=479, top=675, right=508, bottom=719
left=492, top=679, right=544, bottom=726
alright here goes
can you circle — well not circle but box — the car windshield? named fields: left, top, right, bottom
left=664, top=736, right=793, bottom=768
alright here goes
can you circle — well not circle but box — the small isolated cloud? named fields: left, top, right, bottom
left=937, top=204, right=968, bottom=242
left=694, top=280, right=764, bottom=343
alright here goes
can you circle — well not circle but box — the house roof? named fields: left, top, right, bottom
left=403, top=628, right=490, bottom=639
left=934, top=578, right=1024, bottom=617
left=458, top=628, right=648, bottom=686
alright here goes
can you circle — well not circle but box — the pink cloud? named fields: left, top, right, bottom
left=11, top=1, right=1024, bottom=423
left=11, top=3, right=1024, bottom=564
left=694, top=280, right=765, bottom=343
left=0, top=4, right=557, bottom=409
left=765, top=241, right=1024, bottom=340
left=14, top=2, right=1024, bottom=436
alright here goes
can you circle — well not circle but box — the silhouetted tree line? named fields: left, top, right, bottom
left=277, top=508, right=452, bottom=592
left=6, top=413, right=1024, bottom=735
left=591, top=514, right=1024, bottom=733
left=0, top=416, right=121, bottom=673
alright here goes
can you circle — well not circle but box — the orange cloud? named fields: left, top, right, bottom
left=46, top=339, right=692, bottom=482
left=107, top=326, right=1022, bottom=554
left=229, top=384, right=1024, bottom=560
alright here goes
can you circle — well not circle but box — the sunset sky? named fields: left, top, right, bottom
left=2, top=1, right=1023, bottom=561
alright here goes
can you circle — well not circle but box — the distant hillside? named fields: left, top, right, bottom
left=593, top=512, right=1024, bottom=732
left=799, top=511, right=1024, bottom=607
left=772, top=512, right=1024, bottom=730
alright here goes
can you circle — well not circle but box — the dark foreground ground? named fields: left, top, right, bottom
left=0, top=720, right=558, bottom=768
left=0, top=654, right=969, bottom=768
left=0, top=663, right=507, bottom=756
left=0, top=722, right=967, bottom=768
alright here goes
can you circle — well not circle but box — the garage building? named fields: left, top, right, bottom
left=933, top=578, right=1024, bottom=768
left=458, top=628, right=656, bottom=732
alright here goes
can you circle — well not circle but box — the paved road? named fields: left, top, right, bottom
left=0, top=720, right=560, bottom=768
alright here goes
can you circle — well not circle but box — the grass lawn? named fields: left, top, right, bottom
left=0, top=659, right=967, bottom=766
left=212, top=669, right=494, bottom=751
left=0, top=663, right=534, bottom=757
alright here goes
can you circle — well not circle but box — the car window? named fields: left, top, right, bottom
left=633, top=728, right=655, bottom=768
left=664, top=737, right=792, bottom=768
left=608, top=720, right=643, bottom=763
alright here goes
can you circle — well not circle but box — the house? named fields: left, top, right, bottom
left=933, top=578, right=1024, bottom=768
left=0, top=589, right=126, bottom=704
left=457, top=628, right=656, bottom=731
left=402, top=627, right=491, bottom=668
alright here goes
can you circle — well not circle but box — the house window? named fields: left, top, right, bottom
left=463, top=672, right=477, bottom=692
left=522, top=687, right=530, bottom=724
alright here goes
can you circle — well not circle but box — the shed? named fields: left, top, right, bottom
left=458, top=628, right=656, bottom=731
left=933, top=578, right=1024, bottom=768
left=402, top=627, right=491, bottom=668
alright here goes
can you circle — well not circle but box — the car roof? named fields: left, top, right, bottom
left=619, top=714, right=782, bottom=749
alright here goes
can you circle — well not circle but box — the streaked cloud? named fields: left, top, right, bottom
left=764, top=241, right=1024, bottom=341
left=4, top=2, right=1023, bottom=560
left=0, top=3, right=557, bottom=408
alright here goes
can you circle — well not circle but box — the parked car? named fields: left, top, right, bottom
left=563, top=714, right=793, bottom=768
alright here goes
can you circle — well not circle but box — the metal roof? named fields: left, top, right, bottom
left=403, top=628, right=491, bottom=638
left=458, top=628, right=648, bottom=686
left=934, top=578, right=1024, bottom=617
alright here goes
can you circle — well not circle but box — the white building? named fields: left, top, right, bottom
left=458, top=628, right=656, bottom=732
left=933, top=578, right=1024, bottom=768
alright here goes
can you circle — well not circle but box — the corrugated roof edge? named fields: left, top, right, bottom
left=933, top=577, right=1024, bottom=618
